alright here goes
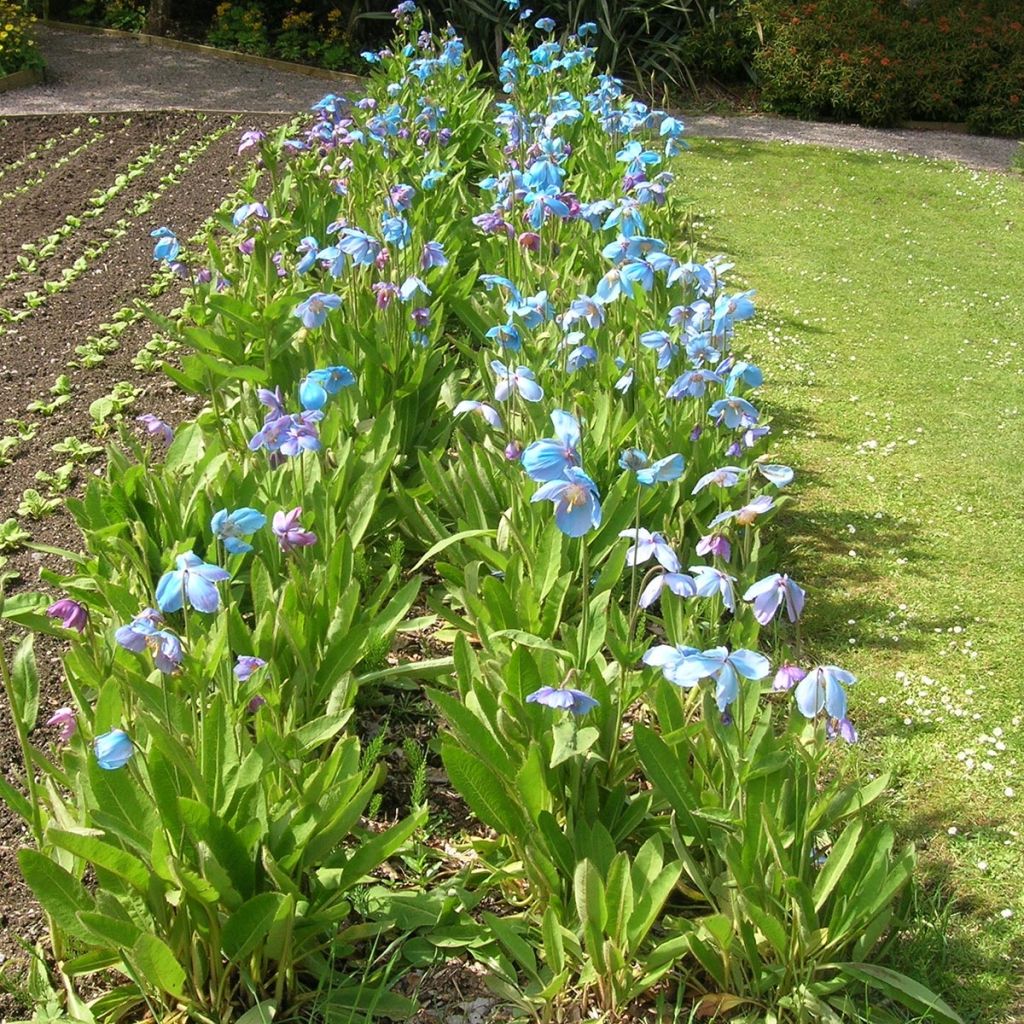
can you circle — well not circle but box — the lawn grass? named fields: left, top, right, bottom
left=683, top=138, right=1024, bottom=1022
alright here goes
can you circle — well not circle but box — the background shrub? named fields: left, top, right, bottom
left=32, top=0, right=1024, bottom=135
left=0, top=0, right=43, bottom=75
left=748, top=0, right=1024, bottom=134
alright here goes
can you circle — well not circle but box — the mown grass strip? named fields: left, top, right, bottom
left=684, top=136, right=1024, bottom=1022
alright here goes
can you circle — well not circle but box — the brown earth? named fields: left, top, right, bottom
left=0, top=111, right=280, bottom=1017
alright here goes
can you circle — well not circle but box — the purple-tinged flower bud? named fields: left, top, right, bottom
left=47, top=598, right=88, bottom=633
left=375, top=247, right=390, bottom=271
left=828, top=716, right=858, bottom=743
left=417, top=129, right=432, bottom=146
left=237, top=129, right=266, bottom=155
left=412, top=307, right=431, bottom=328
left=690, top=424, right=703, bottom=442
left=273, top=507, right=318, bottom=552
left=720, top=710, right=733, bottom=727
left=517, top=231, right=541, bottom=252
left=504, top=440, right=523, bottom=461
left=137, top=413, right=174, bottom=446
left=46, top=707, right=77, bottom=743
left=234, top=655, right=267, bottom=681
left=726, top=441, right=742, bottom=458
left=238, top=238, right=255, bottom=256
left=696, top=533, right=731, bottom=561
left=373, top=281, right=399, bottom=309
left=170, top=261, right=189, bottom=280
left=773, top=662, right=807, bottom=692
left=437, top=128, right=452, bottom=146
left=248, top=694, right=267, bottom=713
left=195, top=267, right=213, bottom=284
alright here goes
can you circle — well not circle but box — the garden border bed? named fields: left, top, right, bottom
left=0, top=68, right=44, bottom=95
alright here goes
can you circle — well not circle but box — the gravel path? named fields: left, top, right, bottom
left=1, top=24, right=1020, bottom=173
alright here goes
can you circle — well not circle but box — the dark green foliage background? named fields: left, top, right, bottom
left=32, top=0, right=1024, bottom=135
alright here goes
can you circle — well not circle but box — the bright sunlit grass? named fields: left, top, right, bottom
left=685, top=137, right=1024, bottom=1023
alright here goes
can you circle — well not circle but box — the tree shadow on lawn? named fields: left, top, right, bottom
left=882, top=805, right=1024, bottom=1021
left=769, top=504, right=954, bottom=656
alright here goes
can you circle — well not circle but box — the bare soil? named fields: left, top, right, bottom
left=0, top=111, right=280, bottom=1018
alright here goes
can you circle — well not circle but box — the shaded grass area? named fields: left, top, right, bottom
left=684, top=138, right=1024, bottom=1022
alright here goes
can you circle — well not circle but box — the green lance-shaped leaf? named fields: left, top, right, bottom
left=222, top=892, right=289, bottom=964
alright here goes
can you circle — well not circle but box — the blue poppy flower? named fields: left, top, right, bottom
left=710, top=495, right=775, bottom=529
left=149, top=629, right=183, bottom=674
left=562, top=294, right=605, bottom=330
left=642, top=642, right=702, bottom=683
left=531, top=467, right=601, bottom=537
left=156, top=552, right=230, bottom=614
left=692, top=466, right=744, bottom=494
left=636, top=453, right=685, bottom=486
left=294, top=293, right=342, bottom=329
left=235, top=655, right=267, bottom=681
left=619, top=528, right=678, bottom=571
left=669, top=646, right=771, bottom=711
left=300, top=365, right=356, bottom=410
left=421, top=240, right=447, bottom=270
left=114, top=608, right=162, bottom=652
left=758, top=463, right=794, bottom=487
left=566, top=345, right=597, bottom=372
left=640, top=330, right=677, bottom=370
left=508, top=290, right=552, bottom=329
left=232, top=202, right=268, bottom=227
left=526, top=686, right=597, bottom=715
left=491, top=360, right=543, bottom=402
left=709, top=397, right=759, bottom=430
left=295, top=236, right=320, bottom=274
left=638, top=571, right=697, bottom=608
left=479, top=274, right=522, bottom=302
left=95, top=729, right=134, bottom=770
left=336, top=227, right=381, bottom=266
left=211, top=507, right=266, bottom=555
left=399, top=275, right=431, bottom=302
left=690, top=565, right=738, bottom=612
left=522, top=410, right=581, bottom=482
left=667, top=369, right=724, bottom=400
left=744, top=573, right=806, bottom=625
left=725, top=359, right=764, bottom=394
left=486, top=322, right=522, bottom=351
left=795, top=666, right=856, bottom=721
left=381, top=213, right=411, bottom=248
left=453, top=400, right=503, bottom=429
left=150, top=227, right=179, bottom=263
left=618, top=447, right=648, bottom=472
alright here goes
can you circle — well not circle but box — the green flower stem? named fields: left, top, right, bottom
left=578, top=538, right=590, bottom=671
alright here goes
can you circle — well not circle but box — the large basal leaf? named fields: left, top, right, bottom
left=440, top=741, right=526, bottom=837
left=130, top=933, right=187, bottom=1000
left=837, top=962, right=964, bottom=1024
left=17, top=849, right=96, bottom=942
left=222, top=892, right=289, bottom=963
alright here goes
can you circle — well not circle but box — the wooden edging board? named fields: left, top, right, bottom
left=0, top=67, right=44, bottom=94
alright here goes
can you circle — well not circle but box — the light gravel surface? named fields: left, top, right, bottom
left=0, top=25, right=353, bottom=115
left=1, top=24, right=1020, bottom=173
